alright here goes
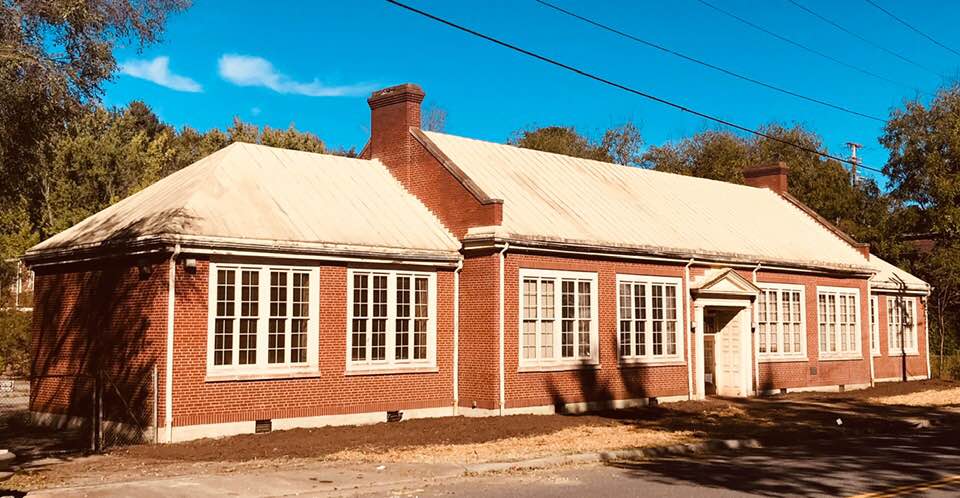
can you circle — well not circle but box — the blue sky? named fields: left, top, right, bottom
left=105, top=0, right=960, bottom=184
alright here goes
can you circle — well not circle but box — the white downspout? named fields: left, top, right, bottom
left=924, top=294, right=931, bottom=379
left=165, top=244, right=181, bottom=443
left=752, top=263, right=761, bottom=396
left=498, top=243, right=509, bottom=416
left=453, top=256, right=463, bottom=415
left=684, top=259, right=694, bottom=400
left=867, top=280, right=876, bottom=387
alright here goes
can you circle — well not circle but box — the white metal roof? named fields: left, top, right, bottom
left=869, top=254, right=929, bottom=293
left=28, top=142, right=460, bottom=260
left=423, top=131, right=872, bottom=271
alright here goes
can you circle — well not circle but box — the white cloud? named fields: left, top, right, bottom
left=218, top=54, right=374, bottom=97
left=119, top=56, right=202, bottom=92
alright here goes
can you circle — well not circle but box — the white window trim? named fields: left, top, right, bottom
left=345, top=268, right=438, bottom=373
left=757, top=283, right=807, bottom=362
left=816, top=285, right=863, bottom=361
left=887, top=295, right=919, bottom=356
left=870, top=295, right=881, bottom=357
left=615, top=274, right=685, bottom=365
left=206, top=263, right=321, bottom=379
left=518, top=268, right=599, bottom=370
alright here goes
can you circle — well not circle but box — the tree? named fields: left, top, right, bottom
left=881, top=87, right=960, bottom=366
left=510, top=121, right=643, bottom=166
left=0, top=0, right=189, bottom=199
left=422, top=103, right=447, bottom=132
left=881, top=86, right=960, bottom=240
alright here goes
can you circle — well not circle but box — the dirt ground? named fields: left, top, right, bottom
left=5, top=379, right=959, bottom=492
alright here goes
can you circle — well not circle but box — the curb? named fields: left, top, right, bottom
left=462, top=438, right=761, bottom=474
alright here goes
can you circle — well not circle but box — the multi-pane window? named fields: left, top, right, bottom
left=520, top=269, right=597, bottom=367
left=757, top=285, right=805, bottom=358
left=817, top=287, right=861, bottom=358
left=209, top=264, right=317, bottom=374
left=617, top=276, right=683, bottom=362
left=348, top=269, right=436, bottom=369
left=870, top=296, right=880, bottom=356
left=887, top=296, right=917, bottom=354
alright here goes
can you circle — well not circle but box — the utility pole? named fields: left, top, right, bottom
left=845, top=142, right=862, bottom=186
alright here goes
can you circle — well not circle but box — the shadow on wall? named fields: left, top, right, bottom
left=544, top=359, right=649, bottom=413
left=28, top=209, right=197, bottom=446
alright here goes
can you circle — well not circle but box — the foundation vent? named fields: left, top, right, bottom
left=387, top=410, right=403, bottom=423
left=255, top=419, right=272, bottom=433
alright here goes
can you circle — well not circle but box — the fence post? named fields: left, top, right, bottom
left=96, top=370, right=104, bottom=452
left=152, top=363, right=159, bottom=444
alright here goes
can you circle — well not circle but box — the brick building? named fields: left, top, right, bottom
left=24, top=83, right=930, bottom=442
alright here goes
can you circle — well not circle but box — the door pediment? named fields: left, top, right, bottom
left=692, top=268, right=761, bottom=299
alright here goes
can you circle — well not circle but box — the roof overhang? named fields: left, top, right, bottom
left=24, top=233, right=462, bottom=268
left=462, top=231, right=875, bottom=277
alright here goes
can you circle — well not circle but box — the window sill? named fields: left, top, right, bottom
left=345, top=366, right=438, bottom=376
left=205, top=369, right=321, bottom=383
left=518, top=362, right=600, bottom=373
left=758, top=356, right=808, bottom=363
left=885, top=351, right=920, bottom=357
left=618, top=358, right=686, bottom=367
left=818, top=355, right=863, bottom=362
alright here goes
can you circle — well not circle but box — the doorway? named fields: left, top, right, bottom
left=701, top=305, right=751, bottom=397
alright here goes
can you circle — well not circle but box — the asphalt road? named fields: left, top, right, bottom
left=363, top=429, right=960, bottom=498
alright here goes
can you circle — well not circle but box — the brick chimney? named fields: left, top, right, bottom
left=744, top=162, right=789, bottom=195
left=367, top=83, right=425, bottom=181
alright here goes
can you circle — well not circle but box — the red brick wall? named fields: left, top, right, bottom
left=753, top=269, right=872, bottom=389
left=502, top=253, right=691, bottom=408
left=170, top=257, right=456, bottom=427
left=30, top=256, right=169, bottom=423
left=873, top=294, right=928, bottom=380
left=457, top=252, right=501, bottom=410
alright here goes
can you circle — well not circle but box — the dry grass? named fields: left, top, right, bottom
left=870, top=387, right=960, bottom=407
left=327, top=425, right=694, bottom=464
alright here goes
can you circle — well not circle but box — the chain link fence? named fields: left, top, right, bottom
left=3, top=365, right=158, bottom=454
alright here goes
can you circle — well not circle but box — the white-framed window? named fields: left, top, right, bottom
left=616, top=275, right=684, bottom=363
left=347, top=269, right=437, bottom=371
left=887, top=296, right=918, bottom=354
left=519, top=269, right=598, bottom=368
left=757, top=284, right=806, bottom=359
left=207, top=263, right=320, bottom=376
left=816, top=286, right=862, bottom=359
left=870, top=296, right=880, bottom=356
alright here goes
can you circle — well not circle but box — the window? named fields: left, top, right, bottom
left=870, top=296, right=880, bottom=356
left=520, top=269, right=598, bottom=368
left=887, top=296, right=918, bottom=354
left=757, top=285, right=805, bottom=359
left=348, top=269, right=436, bottom=370
left=817, top=287, right=861, bottom=359
left=208, top=264, right=319, bottom=375
left=617, top=275, right=684, bottom=362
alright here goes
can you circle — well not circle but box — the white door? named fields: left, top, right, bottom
left=716, top=310, right=745, bottom=397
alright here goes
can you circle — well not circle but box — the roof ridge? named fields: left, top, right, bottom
left=420, top=130, right=773, bottom=194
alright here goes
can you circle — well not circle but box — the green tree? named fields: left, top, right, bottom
left=881, top=87, right=960, bottom=240
left=510, top=121, right=643, bottom=166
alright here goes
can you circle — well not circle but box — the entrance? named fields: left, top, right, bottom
left=699, top=304, right=752, bottom=398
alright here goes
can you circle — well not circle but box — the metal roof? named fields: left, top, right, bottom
left=869, top=254, right=929, bottom=293
left=423, top=131, right=872, bottom=272
left=27, top=142, right=460, bottom=261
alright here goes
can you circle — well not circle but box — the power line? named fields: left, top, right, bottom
left=786, top=0, right=941, bottom=76
left=695, top=0, right=927, bottom=96
left=864, top=0, right=960, bottom=58
left=385, top=0, right=886, bottom=175
left=535, top=0, right=884, bottom=122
